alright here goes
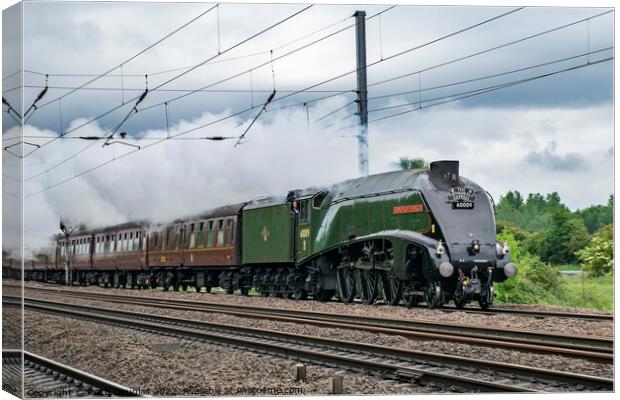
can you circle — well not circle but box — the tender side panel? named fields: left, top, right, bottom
left=242, top=204, right=293, bottom=264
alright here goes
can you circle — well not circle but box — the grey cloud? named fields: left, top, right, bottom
left=524, top=141, right=589, bottom=172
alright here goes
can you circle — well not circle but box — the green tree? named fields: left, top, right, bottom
left=575, top=195, right=613, bottom=233
left=576, top=224, right=614, bottom=277
left=394, top=157, right=429, bottom=170
left=534, top=209, right=589, bottom=265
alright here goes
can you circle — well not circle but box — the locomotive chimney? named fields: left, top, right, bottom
left=429, top=160, right=460, bottom=188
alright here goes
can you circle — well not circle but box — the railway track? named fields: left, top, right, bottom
left=5, top=298, right=613, bottom=392
left=2, top=350, right=139, bottom=397
left=6, top=281, right=614, bottom=321
left=11, top=286, right=614, bottom=362
left=5, top=297, right=612, bottom=393
left=438, top=305, right=613, bottom=321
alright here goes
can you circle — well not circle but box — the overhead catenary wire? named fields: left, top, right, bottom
left=20, top=7, right=612, bottom=195
left=22, top=4, right=314, bottom=158
left=19, top=12, right=352, bottom=81
left=22, top=48, right=611, bottom=183
left=5, top=85, right=350, bottom=94
left=24, top=55, right=612, bottom=195
left=288, top=9, right=614, bottom=119
left=366, top=9, right=614, bottom=89
left=352, top=56, right=614, bottom=127
left=135, top=7, right=373, bottom=113
left=361, top=46, right=613, bottom=107
left=24, top=104, right=260, bottom=194
left=259, top=7, right=525, bottom=112
left=34, top=4, right=220, bottom=111
left=2, top=70, right=22, bottom=82
left=20, top=5, right=516, bottom=183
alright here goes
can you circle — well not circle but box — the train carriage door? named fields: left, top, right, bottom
left=295, top=198, right=312, bottom=260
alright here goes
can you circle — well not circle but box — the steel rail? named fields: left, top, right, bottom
left=13, top=287, right=613, bottom=359
left=7, top=298, right=613, bottom=392
left=438, top=306, right=614, bottom=321
left=10, top=282, right=614, bottom=321
left=2, top=349, right=140, bottom=397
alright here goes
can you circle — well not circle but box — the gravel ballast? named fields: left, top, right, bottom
left=22, top=311, right=432, bottom=396
left=14, top=280, right=613, bottom=337
left=17, top=290, right=614, bottom=379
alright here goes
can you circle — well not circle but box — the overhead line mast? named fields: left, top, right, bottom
left=354, top=10, right=369, bottom=177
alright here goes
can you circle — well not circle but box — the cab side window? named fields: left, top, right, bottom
left=300, top=200, right=309, bottom=222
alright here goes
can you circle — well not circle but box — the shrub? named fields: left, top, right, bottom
left=576, top=224, right=614, bottom=277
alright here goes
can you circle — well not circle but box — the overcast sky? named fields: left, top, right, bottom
left=1, top=1, right=614, bottom=253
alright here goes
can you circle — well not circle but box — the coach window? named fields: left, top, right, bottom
left=206, top=220, right=214, bottom=247
left=224, top=219, right=233, bottom=244
left=188, top=224, right=196, bottom=248
left=216, top=220, right=224, bottom=246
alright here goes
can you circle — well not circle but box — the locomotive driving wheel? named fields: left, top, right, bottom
left=314, top=289, right=335, bottom=302
left=336, top=267, right=355, bottom=303
left=378, top=270, right=402, bottom=306
left=355, top=269, right=377, bottom=305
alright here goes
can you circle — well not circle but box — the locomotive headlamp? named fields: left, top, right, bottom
left=436, top=241, right=445, bottom=256
left=502, top=242, right=510, bottom=256
left=496, top=242, right=510, bottom=258
left=469, top=240, right=480, bottom=255
left=439, top=262, right=454, bottom=278
left=504, top=263, right=518, bottom=278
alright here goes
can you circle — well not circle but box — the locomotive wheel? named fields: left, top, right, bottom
left=279, top=272, right=293, bottom=299
left=355, top=269, right=377, bottom=305
left=314, top=289, right=335, bottom=302
left=425, top=283, right=442, bottom=309
left=378, top=271, right=402, bottom=306
left=454, top=281, right=466, bottom=309
left=259, top=272, right=270, bottom=297
left=403, top=291, right=419, bottom=308
left=479, top=285, right=493, bottom=310
left=336, top=267, right=355, bottom=303
left=286, top=271, right=304, bottom=300
left=270, top=272, right=283, bottom=298
left=292, top=288, right=308, bottom=300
